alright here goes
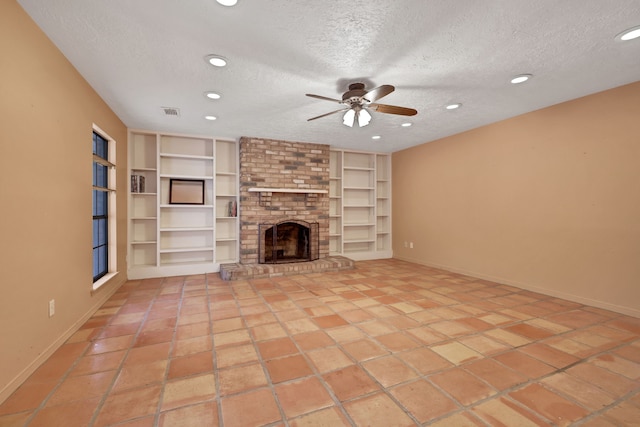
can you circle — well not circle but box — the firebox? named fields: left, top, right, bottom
left=259, top=220, right=319, bottom=264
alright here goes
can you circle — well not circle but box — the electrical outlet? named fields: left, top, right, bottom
left=49, top=299, right=55, bottom=317
left=409, top=242, right=414, bottom=249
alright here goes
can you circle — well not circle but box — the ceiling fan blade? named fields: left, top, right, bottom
left=363, top=85, right=395, bottom=103
left=307, top=107, right=350, bottom=121
left=306, top=93, right=342, bottom=103
left=370, top=103, right=417, bottom=116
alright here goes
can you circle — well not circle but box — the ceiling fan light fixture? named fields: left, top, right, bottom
left=616, top=25, right=640, bottom=41
left=205, top=91, right=221, bottom=99
left=216, top=0, right=238, bottom=5
left=343, top=109, right=356, bottom=127
left=446, top=103, right=462, bottom=110
left=358, top=109, right=372, bottom=127
left=511, top=74, right=532, bottom=84
left=205, top=55, right=227, bottom=67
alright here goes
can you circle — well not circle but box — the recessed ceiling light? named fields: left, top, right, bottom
left=216, top=0, right=238, bottom=5
left=372, top=135, right=381, bottom=140
left=401, top=122, right=412, bottom=127
left=616, top=25, right=640, bottom=41
left=204, top=115, right=217, bottom=121
left=205, top=55, right=227, bottom=67
left=205, top=91, right=221, bottom=100
left=446, top=103, right=462, bottom=110
left=511, top=74, right=532, bottom=84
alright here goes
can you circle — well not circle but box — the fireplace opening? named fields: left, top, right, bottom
left=259, top=220, right=319, bottom=264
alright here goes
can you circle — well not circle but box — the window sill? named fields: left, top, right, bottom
left=92, top=271, right=119, bottom=293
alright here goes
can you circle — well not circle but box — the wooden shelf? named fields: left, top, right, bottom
left=159, top=174, right=213, bottom=180
left=160, top=204, right=214, bottom=208
left=160, top=227, right=214, bottom=232
left=343, top=166, right=374, bottom=171
left=159, top=247, right=215, bottom=253
left=160, top=153, right=214, bottom=160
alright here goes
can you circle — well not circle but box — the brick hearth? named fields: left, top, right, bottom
left=219, top=256, right=354, bottom=280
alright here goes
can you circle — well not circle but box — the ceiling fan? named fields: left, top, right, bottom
left=306, top=83, right=417, bottom=127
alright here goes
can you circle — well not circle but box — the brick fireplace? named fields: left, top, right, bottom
left=219, top=136, right=354, bottom=280
left=238, top=136, right=330, bottom=263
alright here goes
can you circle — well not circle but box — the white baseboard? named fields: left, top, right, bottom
left=346, top=251, right=393, bottom=261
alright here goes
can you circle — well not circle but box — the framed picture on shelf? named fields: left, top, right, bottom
left=169, top=179, right=205, bottom=205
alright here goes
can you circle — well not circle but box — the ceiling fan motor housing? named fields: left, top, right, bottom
left=342, top=83, right=368, bottom=106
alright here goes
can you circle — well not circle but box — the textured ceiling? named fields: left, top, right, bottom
left=17, top=0, right=640, bottom=152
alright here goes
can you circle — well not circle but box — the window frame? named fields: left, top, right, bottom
left=92, top=124, right=118, bottom=290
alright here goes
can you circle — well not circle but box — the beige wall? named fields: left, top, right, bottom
left=393, top=81, right=640, bottom=317
left=0, top=1, right=128, bottom=402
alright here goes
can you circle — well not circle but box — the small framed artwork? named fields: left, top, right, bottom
left=169, top=179, right=205, bottom=205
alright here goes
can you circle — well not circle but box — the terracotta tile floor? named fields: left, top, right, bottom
left=1, top=259, right=639, bottom=426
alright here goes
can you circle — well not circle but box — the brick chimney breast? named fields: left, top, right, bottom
left=238, top=137, right=330, bottom=264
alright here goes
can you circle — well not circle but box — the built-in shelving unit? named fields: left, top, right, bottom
left=376, top=154, right=391, bottom=252
left=329, top=150, right=342, bottom=255
left=128, top=130, right=238, bottom=279
left=329, top=149, right=392, bottom=260
left=215, top=139, right=239, bottom=265
left=159, top=135, right=215, bottom=270
left=129, top=131, right=158, bottom=274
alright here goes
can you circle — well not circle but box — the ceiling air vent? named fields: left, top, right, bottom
left=161, top=107, right=180, bottom=117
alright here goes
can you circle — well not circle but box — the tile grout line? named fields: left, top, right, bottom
left=214, top=276, right=283, bottom=426
left=260, top=273, right=536, bottom=424
left=247, top=276, right=344, bottom=427
left=262, top=275, right=426, bottom=426
left=151, top=275, right=188, bottom=426
left=397, top=308, right=636, bottom=423
left=86, top=278, right=165, bottom=426
left=206, top=274, right=226, bottom=427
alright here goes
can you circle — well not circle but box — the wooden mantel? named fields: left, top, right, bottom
left=247, top=187, right=328, bottom=194
left=247, top=187, right=328, bottom=207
